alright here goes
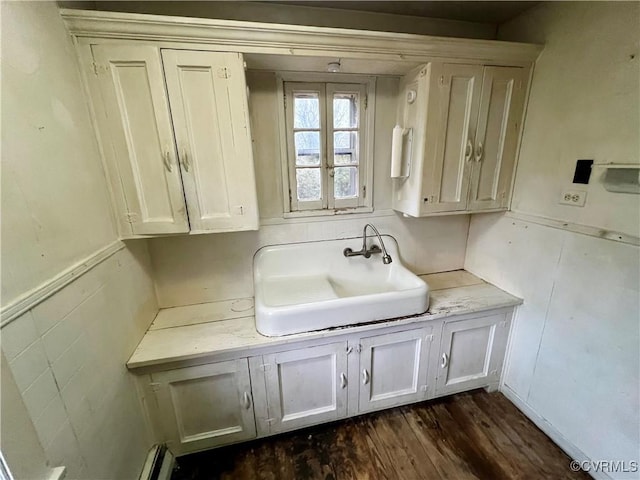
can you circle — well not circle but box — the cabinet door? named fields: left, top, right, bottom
left=162, top=50, right=259, bottom=233
left=151, top=359, right=256, bottom=455
left=436, top=313, right=510, bottom=396
left=469, top=66, right=527, bottom=211
left=422, top=63, right=483, bottom=213
left=261, top=342, right=348, bottom=434
left=358, top=327, right=433, bottom=413
left=91, top=45, right=189, bottom=235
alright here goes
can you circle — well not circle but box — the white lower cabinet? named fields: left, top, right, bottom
left=435, top=312, right=511, bottom=396
left=150, top=359, right=256, bottom=455
left=141, top=309, right=514, bottom=456
left=250, top=342, right=349, bottom=435
left=356, top=327, right=435, bottom=413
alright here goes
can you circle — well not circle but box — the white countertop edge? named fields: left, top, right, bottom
left=127, top=293, right=522, bottom=370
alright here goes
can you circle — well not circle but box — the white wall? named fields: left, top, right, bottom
left=149, top=72, right=470, bottom=307
left=1, top=0, right=118, bottom=305
left=1, top=2, right=157, bottom=478
left=465, top=3, right=640, bottom=477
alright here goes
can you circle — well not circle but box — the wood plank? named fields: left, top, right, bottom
left=171, top=390, right=592, bottom=480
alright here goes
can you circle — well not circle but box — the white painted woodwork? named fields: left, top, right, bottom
left=424, top=63, right=483, bottom=213
left=435, top=312, right=510, bottom=396
left=259, top=342, right=348, bottom=434
left=393, top=62, right=529, bottom=217
left=91, top=44, right=189, bottom=235
left=150, top=359, right=256, bottom=455
left=162, top=50, right=259, bottom=232
left=469, top=66, right=527, bottom=211
left=357, top=327, right=434, bottom=413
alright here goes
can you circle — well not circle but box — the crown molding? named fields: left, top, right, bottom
left=60, top=9, right=543, bottom=64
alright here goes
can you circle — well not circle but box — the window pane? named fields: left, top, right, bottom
left=333, top=93, right=358, bottom=128
left=294, top=93, right=320, bottom=129
left=334, top=166, right=358, bottom=199
left=296, top=168, right=321, bottom=201
left=295, top=131, right=321, bottom=166
left=334, top=131, right=358, bottom=165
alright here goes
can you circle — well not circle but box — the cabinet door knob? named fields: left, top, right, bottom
left=441, top=353, right=449, bottom=368
left=340, top=372, right=347, bottom=389
left=163, top=151, right=172, bottom=172
left=464, top=138, right=473, bottom=162
left=362, top=369, right=370, bottom=385
left=242, top=391, right=251, bottom=409
left=181, top=149, right=190, bottom=172
left=474, top=142, right=484, bottom=162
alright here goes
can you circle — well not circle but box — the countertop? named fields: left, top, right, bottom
left=127, top=270, right=522, bottom=370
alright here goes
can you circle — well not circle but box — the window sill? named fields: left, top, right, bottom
left=283, top=206, right=374, bottom=219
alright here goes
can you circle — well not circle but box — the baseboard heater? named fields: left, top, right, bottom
left=139, top=445, right=175, bottom=480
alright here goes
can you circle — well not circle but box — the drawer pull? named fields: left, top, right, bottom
left=441, top=353, right=449, bottom=368
left=362, top=369, right=370, bottom=385
left=242, top=391, right=251, bottom=409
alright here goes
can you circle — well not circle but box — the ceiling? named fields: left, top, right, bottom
left=263, top=1, right=540, bottom=25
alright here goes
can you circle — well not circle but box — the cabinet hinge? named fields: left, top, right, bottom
left=356, top=344, right=362, bottom=353
left=426, top=334, right=434, bottom=342
left=124, top=212, right=138, bottom=224
left=259, top=363, right=271, bottom=371
left=217, top=67, right=230, bottom=79
left=265, top=418, right=277, bottom=425
left=149, top=382, right=161, bottom=393
left=420, top=385, right=428, bottom=392
left=500, top=320, right=507, bottom=328
left=362, top=185, right=367, bottom=199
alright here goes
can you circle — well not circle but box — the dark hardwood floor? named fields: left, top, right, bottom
left=172, top=390, right=590, bottom=480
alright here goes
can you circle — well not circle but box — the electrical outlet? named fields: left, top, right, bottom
left=560, top=190, right=587, bottom=206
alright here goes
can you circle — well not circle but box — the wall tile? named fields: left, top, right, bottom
left=8, top=339, right=49, bottom=392
left=1, top=311, right=38, bottom=361
left=51, top=334, right=86, bottom=390
left=33, top=394, right=67, bottom=447
left=20, top=368, right=58, bottom=422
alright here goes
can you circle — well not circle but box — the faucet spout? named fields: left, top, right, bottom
left=343, top=223, right=393, bottom=264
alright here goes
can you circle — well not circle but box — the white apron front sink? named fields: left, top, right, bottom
left=253, top=236, right=429, bottom=336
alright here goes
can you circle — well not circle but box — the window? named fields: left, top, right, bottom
left=281, top=77, right=375, bottom=215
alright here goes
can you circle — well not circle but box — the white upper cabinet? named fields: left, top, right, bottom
left=393, top=62, right=529, bottom=217
left=469, top=66, right=527, bottom=211
left=91, top=45, right=189, bottom=235
left=162, top=50, right=259, bottom=233
left=89, top=45, right=258, bottom=238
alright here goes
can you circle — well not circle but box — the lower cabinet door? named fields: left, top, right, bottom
left=358, top=327, right=434, bottom=413
left=151, top=359, right=256, bottom=455
left=435, top=312, right=510, bottom=396
left=260, top=342, right=348, bottom=434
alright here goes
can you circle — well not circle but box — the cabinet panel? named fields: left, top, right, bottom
left=151, top=359, right=256, bottom=455
left=162, top=50, right=259, bottom=233
left=469, top=66, right=527, bottom=211
left=262, top=342, right=348, bottom=434
left=436, top=313, right=510, bottom=396
left=91, top=45, right=189, bottom=235
left=358, top=327, right=433, bottom=413
left=424, top=64, right=482, bottom=213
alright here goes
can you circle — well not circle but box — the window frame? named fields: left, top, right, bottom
left=277, top=73, right=376, bottom=218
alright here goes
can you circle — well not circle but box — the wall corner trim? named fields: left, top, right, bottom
left=1, top=240, right=125, bottom=328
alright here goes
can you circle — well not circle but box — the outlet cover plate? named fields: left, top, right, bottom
left=560, top=190, right=587, bottom=207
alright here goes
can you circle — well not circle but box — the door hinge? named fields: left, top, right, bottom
left=283, top=92, right=287, bottom=110
left=217, top=67, right=230, bottom=79
left=124, top=212, right=138, bottom=224
left=362, top=185, right=367, bottom=198
left=288, top=188, right=292, bottom=204
left=364, top=94, right=368, bottom=110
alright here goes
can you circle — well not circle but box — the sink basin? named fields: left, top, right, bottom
left=254, top=236, right=429, bottom=336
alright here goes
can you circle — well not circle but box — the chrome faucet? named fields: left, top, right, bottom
left=343, top=224, right=393, bottom=264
